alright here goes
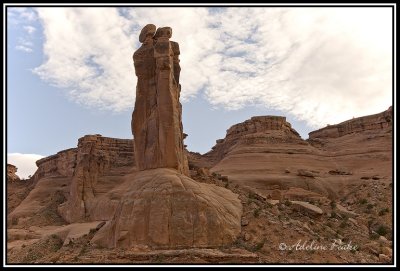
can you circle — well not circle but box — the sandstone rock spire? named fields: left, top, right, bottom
left=132, top=24, right=189, bottom=175
left=90, top=24, right=242, bottom=249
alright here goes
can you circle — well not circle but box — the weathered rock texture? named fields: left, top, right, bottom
left=309, top=106, right=392, bottom=139
left=91, top=168, right=242, bottom=249
left=199, top=116, right=304, bottom=168
left=9, top=135, right=135, bottom=227
left=7, top=164, right=20, bottom=182
left=208, top=107, right=392, bottom=203
left=58, top=135, right=134, bottom=223
left=88, top=24, right=242, bottom=249
left=132, top=24, right=189, bottom=175
left=7, top=106, right=392, bottom=263
left=33, top=148, right=77, bottom=182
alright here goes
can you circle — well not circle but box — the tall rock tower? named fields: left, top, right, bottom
left=132, top=24, right=189, bottom=175
left=91, top=24, right=241, bottom=249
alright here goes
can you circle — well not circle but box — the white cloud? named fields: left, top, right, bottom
left=32, top=7, right=392, bottom=128
left=8, top=8, right=38, bottom=52
left=8, top=7, right=37, bottom=22
left=7, top=153, right=44, bottom=179
left=24, top=25, right=36, bottom=34
left=15, top=45, right=33, bottom=53
left=15, top=37, right=34, bottom=53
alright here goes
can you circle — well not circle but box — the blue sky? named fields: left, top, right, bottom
left=6, top=6, right=393, bottom=178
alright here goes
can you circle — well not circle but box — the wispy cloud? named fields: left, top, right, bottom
left=15, top=45, right=33, bottom=53
left=32, top=7, right=392, bottom=128
left=8, top=7, right=37, bottom=23
left=7, top=153, right=45, bottom=179
left=8, top=7, right=38, bottom=53
left=23, top=25, right=36, bottom=34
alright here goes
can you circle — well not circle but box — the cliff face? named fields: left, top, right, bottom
left=7, top=164, right=20, bottom=182
left=194, top=116, right=304, bottom=169
left=58, top=135, right=134, bottom=223
left=208, top=107, right=392, bottom=202
left=9, top=135, right=135, bottom=227
left=309, top=107, right=392, bottom=139
left=33, top=148, right=78, bottom=182
left=33, top=135, right=135, bottom=183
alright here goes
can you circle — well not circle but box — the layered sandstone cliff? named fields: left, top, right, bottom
left=195, top=116, right=306, bottom=169
left=58, top=135, right=134, bottom=223
left=209, top=107, right=392, bottom=203
left=309, top=106, right=392, bottom=139
left=9, top=135, right=135, bottom=227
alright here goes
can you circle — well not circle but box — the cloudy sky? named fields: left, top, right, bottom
left=6, top=5, right=393, bottom=178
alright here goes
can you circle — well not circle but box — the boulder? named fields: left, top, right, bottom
left=91, top=168, right=242, bottom=249
left=290, top=200, right=323, bottom=216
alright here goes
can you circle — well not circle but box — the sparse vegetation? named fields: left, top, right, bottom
left=369, top=232, right=379, bottom=240
left=376, top=225, right=388, bottom=236
left=252, top=240, right=265, bottom=252
left=339, top=221, right=347, bottom=228
left=379, top=208, right=389, bottom=216
left=89, top=228, right=97, bottom=234
left=359, top=198, right=368, bottom=205
left=248, top=192, right=257, bottom=199
left=264, top=202, right=273, bottom=208
left=153, top=254, right=165, bottom=263
left=253, top=208, right=261, bottom=218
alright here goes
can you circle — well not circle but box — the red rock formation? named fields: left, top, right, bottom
left=33, top=148, right=77, bottom=182
left=309, top=107, right=392, bottom=139
left=91, top=168, right=242, bottom=249
left=90, top=25, right=242, bottom=249
left=58, top=135, right=134, bottom=223
left=208, top=107, right=392, bottom=203
left=132, top=24, right=188, bottom=175
left=201, top=116, right=304, bottom=167
left=7, top=164, right=20, bottom=182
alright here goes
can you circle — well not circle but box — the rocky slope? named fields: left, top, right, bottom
left=7, top=107, right=393, bottom=264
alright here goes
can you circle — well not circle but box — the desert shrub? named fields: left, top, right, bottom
left=376, top=225, right=389, bottom=236
left=379, top=208, right=389, bottom=216
left=252, top=240, right=265, bottom=251
left=359, top=198, right=368, bottom=204
left=265, top=202, right=273, bottom=209
left=248, top=192, right=257, bottom=199
left=369, top=232, right=379, bottom=240
left=254, top=208, right=261, bottom=218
